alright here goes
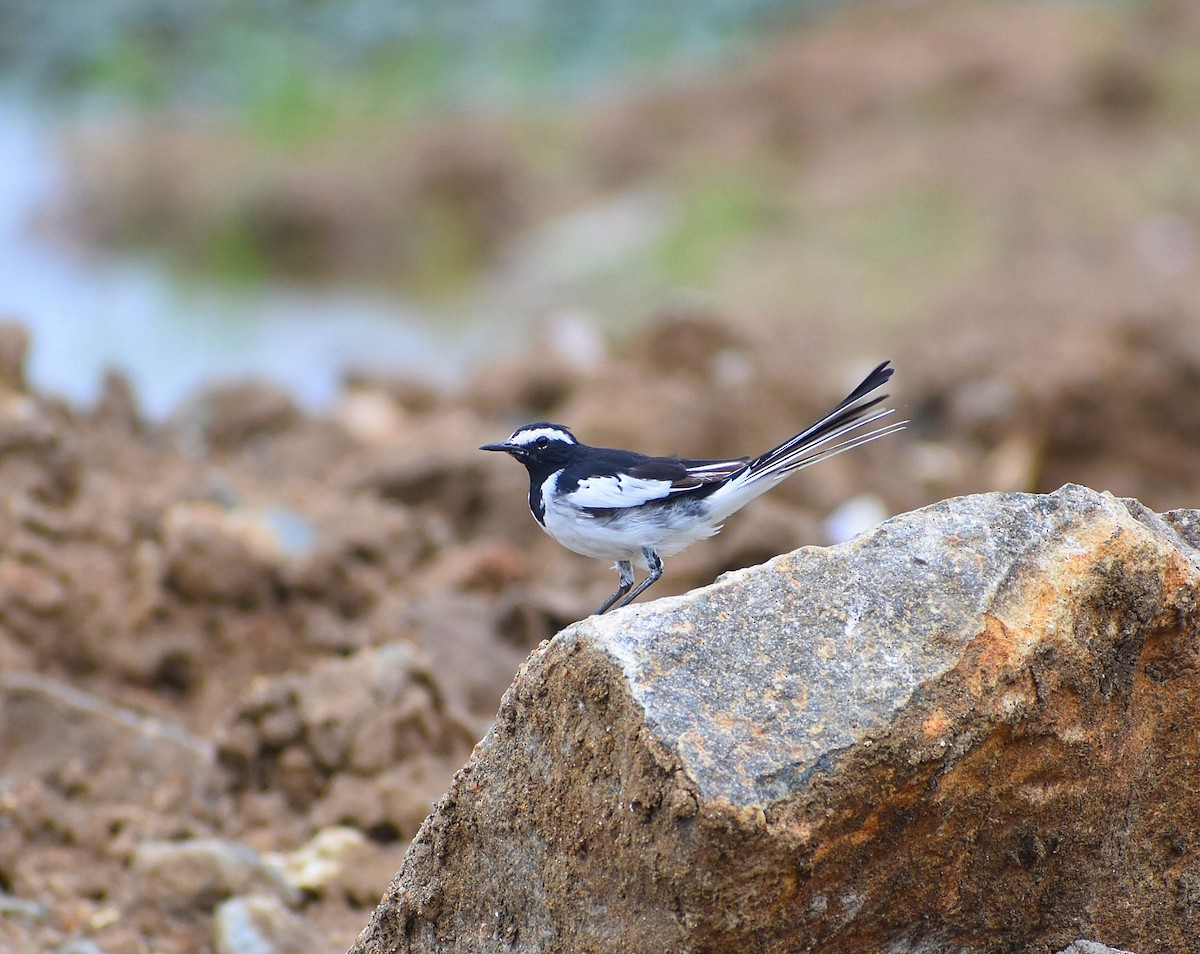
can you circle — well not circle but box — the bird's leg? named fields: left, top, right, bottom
left=616, top=548, right=663, bottom=609
left=595, top=560, right=635, bottom=615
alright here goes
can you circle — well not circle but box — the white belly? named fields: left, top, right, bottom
left=540, top=480, right=721, bottom=565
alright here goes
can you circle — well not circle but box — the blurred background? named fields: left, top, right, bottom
left=2, top=0, right=871, bottom=417
left=4, top=2, right=1200, bottom=952
left=3, top=0, right=1195, bottom=423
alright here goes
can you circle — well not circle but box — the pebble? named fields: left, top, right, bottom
left=213, top=894, right=309, bottom=954
left=132, top=838, right=299, bottom=909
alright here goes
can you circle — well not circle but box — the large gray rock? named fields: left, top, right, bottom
left=350, top=485, right=1200, bottom=953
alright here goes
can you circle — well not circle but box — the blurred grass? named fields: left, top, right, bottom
left=227, top=35, right=467, bottom=144
left=834, top=181, right=985, bottom=321
left=78, top=35, right=168, bottom=105
left=6, top=0, right=827, bottom=120
left=638, top=174, right=983, bottom=327
left=654, top=177, right=772, bottom=284
left=1156, top=43, right=1200, bottom=120
left=205, top=214, right=272, bottom=284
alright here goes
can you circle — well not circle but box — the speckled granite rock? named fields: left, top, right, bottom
left=350, top=485, right=1200, bottom=954
left=1056, top=941, right=1136, bottom=954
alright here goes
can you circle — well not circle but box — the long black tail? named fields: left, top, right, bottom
left=706, top=361, right=903, bottom=520
left=749, top=360, right=896, bottom=472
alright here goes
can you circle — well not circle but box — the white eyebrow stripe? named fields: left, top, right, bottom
left=509, top=426, right=577, bottom=446
left=565, top=474, right=674, bottom=509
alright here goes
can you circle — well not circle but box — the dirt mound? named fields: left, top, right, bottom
left=2, top=299, right=1199, bottom=951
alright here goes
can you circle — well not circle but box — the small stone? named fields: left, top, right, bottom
left=0, top=558, right=67, bottom=615
left=263, top=826, right=368, bottom=894
left=57, top=941, right=107, bottom=954
left=0, top=890, right=46, bottom=919
left=310, top=774, right=383, bottom=831
left=334, top=389, right=410, bottom=445
left=131, top=839, right=299, bottom=910
left=162, top=509, right=274, bottom=607
left=821, top=493, right=890, bottom=544
left=213, top=894, right=309, bottom=954
left=169, top=382, right=299, bottom=453
left=665, top=788, right=697, bottom=820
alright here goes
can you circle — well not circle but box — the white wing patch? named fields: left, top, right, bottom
left=565, top=474, right=675, bottom=510
left=682, top=460, right=746, bottom=480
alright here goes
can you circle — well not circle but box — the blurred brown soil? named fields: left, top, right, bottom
left=3, top=290, right=1200, bottom=952
left=6, top=1, right=1200, bottom=952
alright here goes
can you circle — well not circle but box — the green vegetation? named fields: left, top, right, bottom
left=3, top=0, right=829, bottom=118
left=654, top=177, right=772, bottom=284
left=834, top=181, right=985, bottom=321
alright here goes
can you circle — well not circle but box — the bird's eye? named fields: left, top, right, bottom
left=534, top=436, right=551, bottom=450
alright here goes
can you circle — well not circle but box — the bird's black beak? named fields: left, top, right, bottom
left=480, top=441, right=515, bottom=454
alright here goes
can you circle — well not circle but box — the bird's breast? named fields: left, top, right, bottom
left=540, top=493, right=720, bottom=562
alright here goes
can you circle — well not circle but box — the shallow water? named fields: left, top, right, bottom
left=0, top=100, right=498, bottom=420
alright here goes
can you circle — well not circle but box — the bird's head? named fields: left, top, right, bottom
left=480, top=422, right=579, bottom=471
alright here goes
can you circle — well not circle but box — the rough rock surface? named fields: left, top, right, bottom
left=351, top=485, right=1200, bottom=954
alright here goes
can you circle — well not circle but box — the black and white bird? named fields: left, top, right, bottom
left=481, top=360, right=903, bottom=616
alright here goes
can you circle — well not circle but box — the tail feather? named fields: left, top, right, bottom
left=764, top=411, right=905, bottom=478
left=748, top=360, right=893, bottom=473
left=706, top=361, right=904, bottom=521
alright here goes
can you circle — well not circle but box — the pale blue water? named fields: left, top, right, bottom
left=0, top=102, right=495, bottom=419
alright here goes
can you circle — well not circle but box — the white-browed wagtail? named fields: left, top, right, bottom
left=481, top=360, right=903, bottom=615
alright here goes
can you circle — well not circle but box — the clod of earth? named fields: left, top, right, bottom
left=350, top=484, right=1200, bottom=954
